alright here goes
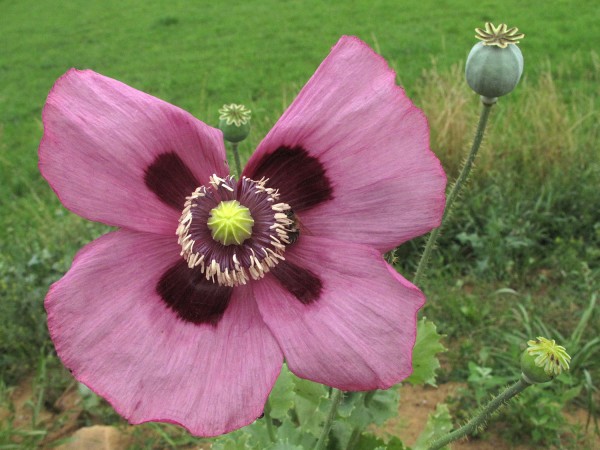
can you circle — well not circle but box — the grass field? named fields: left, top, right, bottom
left=1, top=0, right=599, bottom=448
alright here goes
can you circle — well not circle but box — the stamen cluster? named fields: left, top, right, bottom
left=176, top=175, right=295, bottom=286
left=526, top=337, right=571, bottom=377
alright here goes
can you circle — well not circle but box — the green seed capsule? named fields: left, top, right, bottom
left=466, top=42, right=524, bottom=98
left=520, top=349, right=554, bottom=384
left=520, top=336, right=570, bottom=384
left=218, top=104, right=251, bottom=143
left=207, top=200, right=254, bottom=246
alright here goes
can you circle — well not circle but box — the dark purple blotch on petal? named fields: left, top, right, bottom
left=246, top=147, right=333, bottom=212
left=144, top=152, right=200, bottom=211
left=157, top=260, right=233, bottom=325
left=271, top=261, right=322, bottom=305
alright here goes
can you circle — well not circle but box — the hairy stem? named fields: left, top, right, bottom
left=314, top=389, right=343, bottom=450
left=231, top=142, right=242, bottom=178
left=341, top=99, right=495, bottom=448
left=428, top=377, right=531, bottom=450
left=344, top=100, right=495, bottom=448
left=413, top=99, right=494, bottom=286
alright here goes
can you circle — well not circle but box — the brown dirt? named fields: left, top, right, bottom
left=2, top=378, right=598, bottom=449
left=388, top=383, right=599, bottom=449
left=0, top=377, right=51, bottom=427
left=54, top=425, right=132, bottom=450
left=0, top=378, right=85, bottom=447
left=386, top=383, right=533, bottom=449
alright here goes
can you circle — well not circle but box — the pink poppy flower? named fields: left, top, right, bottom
left=39, top=36, right=446, bottom=436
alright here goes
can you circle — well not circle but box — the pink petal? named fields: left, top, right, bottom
left=244, top=36, right=446, bottom=252
left=46, top=230, right=282, bottom=436
left=253, top=235, right=424, bottom=391
left=39, top=69, right=229, bottom=235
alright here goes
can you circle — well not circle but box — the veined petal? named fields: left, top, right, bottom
left=46, top=230, right=282, bottom=436
left=244, top=36, right=446, bottom=252
left=39, top=69, right=229, bottom=235
left=253, top=235, right=424, bottom=391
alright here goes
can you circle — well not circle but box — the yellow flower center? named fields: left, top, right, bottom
left=207, top=200, right=254, bottom=246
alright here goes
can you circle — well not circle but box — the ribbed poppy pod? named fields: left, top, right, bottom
left=521, top=349, right=554, bottom=383
left=218, top=104, right=251, bottom=143
left=465, top=23, right=524, bottom=99
left=520, top=337, right=570, bottom=384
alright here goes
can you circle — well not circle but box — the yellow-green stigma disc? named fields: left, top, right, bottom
left=207, top=200, right=254, bottom=246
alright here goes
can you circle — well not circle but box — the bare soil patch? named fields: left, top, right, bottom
left=2, top=378, right=597, bottom=449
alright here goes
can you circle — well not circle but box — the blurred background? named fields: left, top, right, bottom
left=1, top=0, right=598, bottom=448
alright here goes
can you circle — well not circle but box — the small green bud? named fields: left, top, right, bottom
left=218, top=104, right=251, bottom=143
left=520, top=337, right=571, bottom=384
left=207, top=200, right=254, bottom=246
left=521, top=350, right=553, bottom=383
left=465, top=23, right=524, bottom=99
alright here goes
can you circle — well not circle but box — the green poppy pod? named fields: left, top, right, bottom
left=218, top=103, right=252, bottom=143
left=219, top=119, right=251, bottom=143
left=520, top=349, right=554, bottom=384
left=520, top=336, right=570, bottom=384
left=466, top=41, right=524, bottom=98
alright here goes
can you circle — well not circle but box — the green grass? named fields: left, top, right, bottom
left=1, top=0, right=599, bottom=447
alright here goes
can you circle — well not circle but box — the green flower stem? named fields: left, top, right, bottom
left=346, top=427, right=361, bottom=450
left=363, top=390, right=376, bottom=407
left=345, top=390, right=376, bottom=450
left=231, top=142, right=242, bottom=178
left=413, top=99, right=494, bottom=286
left=344, top=100, right=496, bottom=449
left=263, top=398, right=276, bottom=443
left=321, top=99, right=495, bottom=450
left=314, top=389, right=343, bottom=450
left=428, top=377, right=531, bottom=450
